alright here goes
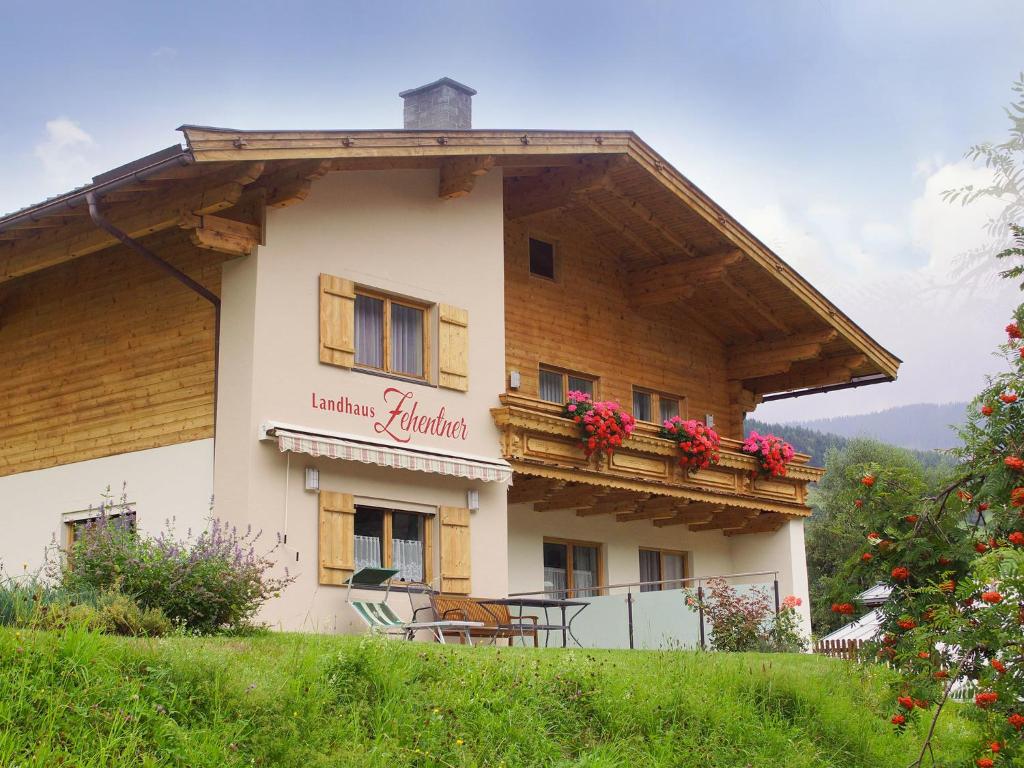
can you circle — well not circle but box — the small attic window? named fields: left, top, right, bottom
left=529, top=238, right=556, bottom=280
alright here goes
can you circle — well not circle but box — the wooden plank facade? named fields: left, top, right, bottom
left=0, top=229, right=221, bottom=476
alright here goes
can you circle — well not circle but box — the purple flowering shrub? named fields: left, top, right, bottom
left=58, top=509, right=293, bottom=634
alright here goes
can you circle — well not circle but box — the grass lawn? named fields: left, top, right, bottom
left=0, top=627, right=979, bottom=767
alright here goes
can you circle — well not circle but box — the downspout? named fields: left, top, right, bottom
left=85, top=192, right=221, bottom=442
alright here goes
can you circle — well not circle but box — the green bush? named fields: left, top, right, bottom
left=57, top=511, right=293, bottom=634
left=33, top=592, right=173, bottom=637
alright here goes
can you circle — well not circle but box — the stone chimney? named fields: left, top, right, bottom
left=399, top=77, right=476, bottom=130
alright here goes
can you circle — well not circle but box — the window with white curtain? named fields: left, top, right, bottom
left=639, top=548, right=687, bottom=592
left=538, top=367, right=596, bottom=404
left=354, top=290, right=426, bottom=379
left=354, top=506, right=428, bottom=583
left=543, top=540, right=602, bottom=598
left=355, top=294, right=385, bottom=369
left=390, top=303, right=424, bottom=377
left=632, top=387, right=683, bottom=424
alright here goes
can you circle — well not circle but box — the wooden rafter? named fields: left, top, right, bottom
left=508, top=477, right=565, bottom=505
left=181, top=214, right=261, bottom=257
left=599, top=180, right=700, bottom=259
left=247, top=160, right=331, bottom=209
left=727, top=329, right=838, bottom=360
left=726, top=342, right=828, bottom=382
left=717, top=274, right=788, bottom=333
left=439, top=156, right=494, bottom=199
left=626, top=250, right=743, bottom=308
left=744, top=353, right=869, bottom=394
left=504, top=161, right=613, bottom=220
left=0, top=162, right=265, bottom=285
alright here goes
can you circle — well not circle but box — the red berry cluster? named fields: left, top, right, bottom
left=660, top=417, right=720, bottom=471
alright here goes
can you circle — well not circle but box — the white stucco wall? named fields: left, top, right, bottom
left=727, top=519, right=812, bottom=632
left=214, top=168, right=508, bottom=630
left=507, top=503, right=811, bottom=639
left=0, top=439, right=214, bottom=574
left=507, top=502, right=736, bottom=594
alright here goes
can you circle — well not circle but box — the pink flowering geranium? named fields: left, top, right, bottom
left=660, top=416, right=720, bottom=472
left=563, top=391, right=636, bottom=459
left=741, top=431, right=795, bottom=478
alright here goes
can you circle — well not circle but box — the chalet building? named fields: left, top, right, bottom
left=0, top=79, right=899, bottom=634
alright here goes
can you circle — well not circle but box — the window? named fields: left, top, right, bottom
left=631, top=387, right=683, bottom=425
left=659, top=396, right=680, bottom=423
left=639, top=548, right=687, bottom=592
left=632, top=390, right=652, bottom=422
left=65, top=508, right=136, bottom=548
left=543, top=539, right=602, bottom=597
left=529, top=237, right=556, bottom=279
left=539, top=366, right=596, bottom=404
left=354, top=506, right=430, bottom=583
left=354, top=291, right=427, bottom=379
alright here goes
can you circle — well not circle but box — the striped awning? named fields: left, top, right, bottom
left=270, top=427, right=512, bottom=484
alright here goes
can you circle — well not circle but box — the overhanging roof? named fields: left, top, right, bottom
left=0, top=126, right=900, bottom=396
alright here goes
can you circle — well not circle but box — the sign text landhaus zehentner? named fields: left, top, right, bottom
left=310, top=387, right=468, bottom=444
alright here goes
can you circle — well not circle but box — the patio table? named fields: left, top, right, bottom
left=477, top=596, right=589, bottom=648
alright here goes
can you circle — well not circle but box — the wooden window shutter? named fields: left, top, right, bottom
left=438, top=304, right=469, bottom=391
left=319, top=274, right=356, bottom=368
left=439, top=506, right=471, bottom=594
left=318, top=491, right=355, bottom=586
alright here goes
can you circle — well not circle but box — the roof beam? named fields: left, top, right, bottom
left=726, top=330, right=840, bottom=381
left=601, top=180, right=700, bottom=259
left=727, top=329, right=838, bottom=359
left=626, top=250, right=744, bottom=308
left=727, top=342, right=828, bottom=382
left=504, top=161, right=612, bottom=219
left=745, top=354, right=869, bottom=395
left=0, top=162, right=265, bottom=284
left=182, top=214, right=260, bottom=258
left=439, top=156, right=495, bottom=199
left=718, top=274, right=788, bottom=333
left=652, top=503, right=721, bottom=527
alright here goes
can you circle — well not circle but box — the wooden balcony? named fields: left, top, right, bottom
left=491, top=394, right=824, bottom=535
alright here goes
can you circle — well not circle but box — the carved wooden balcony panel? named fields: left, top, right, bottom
left=491, top=394, right=825, bottom=535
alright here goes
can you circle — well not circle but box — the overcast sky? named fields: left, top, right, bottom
left=2, top=1, right=1023, bottom=421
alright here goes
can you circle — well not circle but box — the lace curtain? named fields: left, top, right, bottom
left=355, top=295, right=384, bottom=368
left=390, top=303, right=423, bottom=376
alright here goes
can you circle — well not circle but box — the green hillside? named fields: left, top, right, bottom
left=793, top=403, right=968, bottom=452
left=744, top=418, right=954, bottom=470
left=0, top=627, right=978, bottom=767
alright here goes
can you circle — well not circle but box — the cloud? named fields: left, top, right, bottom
left=33, top=117, right=95, bottom=190
left=742, top=160, right=1021, bottom=423
left=151, top=46, right=177, bottom=59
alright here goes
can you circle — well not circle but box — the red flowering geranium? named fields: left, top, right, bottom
left=563, top=391, right=635, bottom=459
left=741, top=431, right=795, bottom=478
left=660, top=416, right=720, bottom=472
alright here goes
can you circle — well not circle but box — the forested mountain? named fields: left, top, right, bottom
left=744, top=418, right=953, bottom=470
left=790, top=402, right=968, bottom=452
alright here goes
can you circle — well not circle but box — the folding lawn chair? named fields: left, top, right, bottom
left=345, top=567, right=482, bottom=644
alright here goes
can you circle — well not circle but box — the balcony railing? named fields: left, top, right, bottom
left=491, top=393, right=823, bottom=533
left=510, top=571, right=782, bottom=650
